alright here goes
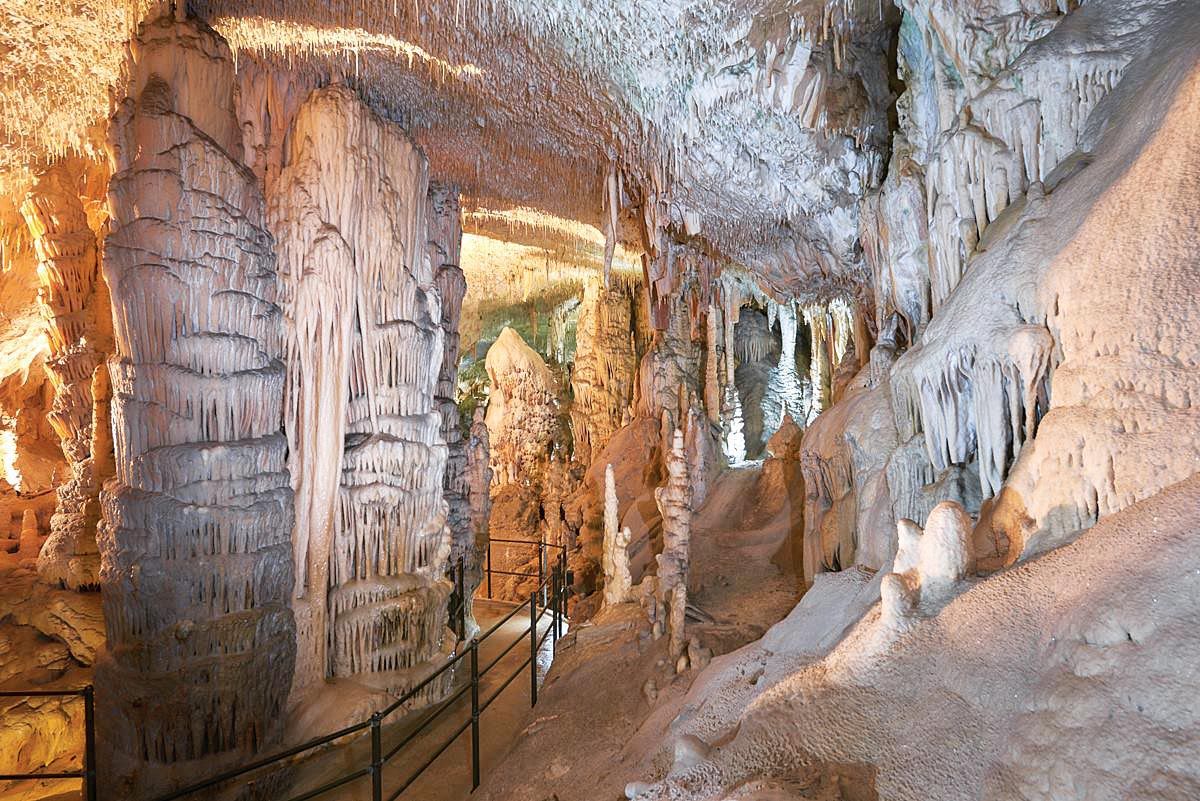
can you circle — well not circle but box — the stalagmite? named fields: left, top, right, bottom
left=485, top=326, right=559, bottom=488
left=96, top=13, right=295, bottom=794
left=654, top=429, right=692, bottom=666
left=20, top=165, right=112, bottom=591
left=602, top=464, right=633, bottom=606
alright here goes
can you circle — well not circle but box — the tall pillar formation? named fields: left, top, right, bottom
left=96, top=13, right=295, bottom=793
left=272, top=85, right=453, bottom=699
left=20, top=164, right=113, bottom=591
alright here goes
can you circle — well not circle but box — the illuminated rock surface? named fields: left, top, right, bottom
left=0, top=1, right=1197, bottom=799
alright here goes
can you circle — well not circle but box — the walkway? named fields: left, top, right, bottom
left=280, top=600, right=560, bottom=801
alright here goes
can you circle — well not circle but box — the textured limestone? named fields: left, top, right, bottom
left=97, top=13, right=295, bottom=793
left=485, top=326, right=559, bottom=488
left=273, top=85, right=453, bottom=699
left=20, top=165, right=112, bottom=591
left=570, top=279, right=640, bottom=467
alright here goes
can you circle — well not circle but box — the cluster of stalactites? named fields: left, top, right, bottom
left=891, top=326, right=1055, bottom=500
left=922, top=29, right=1129, bottom=308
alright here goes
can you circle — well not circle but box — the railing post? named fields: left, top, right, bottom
left=550, top=568, right=558, bottom=646
left=537, top=542, right=544, bottom=607
left=370, top=712, right=383, bottom=801
left=457, top=554, right=466, bottom=639
left=83, top=685, right=97, bottom=801
left=559, top=548, right=568, bottom=634
left=470, top=640, right=480, bottom=791
left=529, top=591, right=538, bottom=707
left=486, top=539, right=492, bottom=599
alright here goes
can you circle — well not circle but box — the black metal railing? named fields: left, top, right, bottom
left=0, top=685, right=97, bottom=801
left=147, top=539, right=571, bottom=801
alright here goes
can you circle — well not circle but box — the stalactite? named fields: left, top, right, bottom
left=19, top=164, right=111, bottom=591
left=96, top=14, right=295, bottom=794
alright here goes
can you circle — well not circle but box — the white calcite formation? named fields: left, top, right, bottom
left=96, top=13, right=295, bottom=793
left=570, top=279, right=640, bottom=467
left=19, top=164, right=112, bottom=591
left=881, top=501, right=975, bottom=632
left=760, top=301, right=810, bottom=450
left=601, top=464, right=633, bottom=606
left=653, top=429, right=692, bottom=666
left=485, top=326, right=559, bottom=488
left=272, top=85, right=453, bottom=699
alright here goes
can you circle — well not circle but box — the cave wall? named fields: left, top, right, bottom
left=803, top=0, right=1200, bottom=584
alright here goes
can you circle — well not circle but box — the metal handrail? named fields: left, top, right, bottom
left=147, top=539, right=570, bottom=801
left=0, top=685, right=97, bottom=800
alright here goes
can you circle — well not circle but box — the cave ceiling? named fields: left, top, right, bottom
left=2, top=0, right=898, bottom=299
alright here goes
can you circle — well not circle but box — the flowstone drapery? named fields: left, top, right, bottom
left=97, top=13, right=295, bottom=793
left=272, top=85, right=453, bottom=698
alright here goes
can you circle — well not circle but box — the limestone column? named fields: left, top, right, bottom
left=20, top=165, right=112, bottom=591
left=97, top=13, right=295, bottom=794
left=429, top=183, right=475, bottom=633
left=271, top=85, right=452, bottom=697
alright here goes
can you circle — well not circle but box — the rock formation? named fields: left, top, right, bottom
left=570, top=279, right=640, bottom=467
left=601, top=464, right=633, bottom=606
left=463, top=407, right=492, bottom=629
left=272, top=84, right=453, bottom=699
left=485, top=326, right=559, bottom=488
left=96, top=13, right=295, bottom=794
left=19, top=165, right=111, bottom=590
left=653, top=428, right=692, bottom=666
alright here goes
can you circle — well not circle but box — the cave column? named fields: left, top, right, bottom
left=430, top=183, right=477, bottom=635
left=19, top=165, right=113, bottom=590
left=273, top=85, right=452, bottom=700
left=97, top=14, right=295, bottom=794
